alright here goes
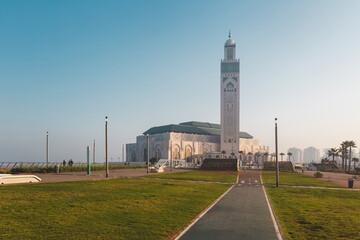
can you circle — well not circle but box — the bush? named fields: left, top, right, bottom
left=150, top=157, right=157, bottom=164
left=314, top=171, right=323, bottom=178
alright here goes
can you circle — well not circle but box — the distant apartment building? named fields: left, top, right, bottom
left=303, top=147, right=320, bottom=163
left=288, top=147, right=303, bottom=163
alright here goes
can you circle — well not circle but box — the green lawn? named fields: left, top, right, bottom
left=144, top=170, right=238, bottom=183
left=262, top=171, right=340, bottom=188
left=0, top=178, right=230, bottom=239
left=266, top=187, right=360, bottom=239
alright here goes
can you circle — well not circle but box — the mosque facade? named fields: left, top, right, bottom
left=126, top=33, right=269, bottom=163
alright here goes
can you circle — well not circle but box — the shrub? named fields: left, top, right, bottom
left=150, top=157, right=157, bottom=164
left=314, top=171, right=323, bottom=178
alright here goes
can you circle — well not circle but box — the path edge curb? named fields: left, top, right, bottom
left=260, top=173, right=286, bottom=240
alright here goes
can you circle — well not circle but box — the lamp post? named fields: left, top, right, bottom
left=46, top=131, right=49, bottom=167
left=105, top=116, right=109, bottom=178
left=87, top=146, right=91, bottom=175
left=122, top=144, right=125, bottom=165
left=275, top=118, right=279, bottom=187
left=93, top=140, right=96, bottom=164
left=170, top=140, right=173, bottom=172
left=147, top=135, right=149, bottom=174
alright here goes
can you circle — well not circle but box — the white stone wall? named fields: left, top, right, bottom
left=126, top=131, right=268, bottom=162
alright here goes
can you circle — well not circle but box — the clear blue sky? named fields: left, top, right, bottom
left=1, top=0, right=360, bottom=162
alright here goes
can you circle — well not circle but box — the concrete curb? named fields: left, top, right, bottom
left=260, top=174, right=285, bottom=240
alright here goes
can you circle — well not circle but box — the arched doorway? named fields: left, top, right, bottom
left=185, top=145, right=192, bottom=161
left=172, top=145, right=180, bottom=159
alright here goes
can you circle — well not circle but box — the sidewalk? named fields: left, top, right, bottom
left=16, top=168, right=190, bottom=183
left=178, top=171, right=281, bottom=240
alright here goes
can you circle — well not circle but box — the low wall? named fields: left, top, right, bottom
left=263, top=161, right=294, bottom=172
left=200, top=158, right=239, bottom=171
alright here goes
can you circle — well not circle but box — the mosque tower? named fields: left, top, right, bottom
left=220, top=31, right=240, bottom=157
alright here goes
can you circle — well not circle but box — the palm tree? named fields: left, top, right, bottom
left=254, top=152, right=261, bottom=166
left=352, top=157, right=359, bottom=171
left=221, top=150, right=226, bottom=158
left=270, top=153, right=276, bottom=162
left=339, top=142, right=348, bottom=171
left=287, top=152, right=293, bottom=162
left=264, top=152, right=269, bottom=162
left=327, top=148, right=338, bottom=171
left=247, top=152, right=253, bottom=162
left=247, top=152, right=253, bottom=169
left=347, top=141, right=357, bottom=171
left=280, top=152, right=285, bottom=161
left=321, top=158, right=330, bottom=165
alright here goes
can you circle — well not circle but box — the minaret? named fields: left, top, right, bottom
left=220, top=31, right=240, bottom=158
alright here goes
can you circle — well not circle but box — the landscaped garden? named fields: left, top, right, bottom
left=262, top=171, right=340, bottom=188
left=0, top=178, right=230, bottom=239
left=143, top=170, right=238, bottom=183
left=266, top=187, right=360, bottom=239
left=262, top=171, right=360, bottom=239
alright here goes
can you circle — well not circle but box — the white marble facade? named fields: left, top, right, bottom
left=126, top=132, right=268, bottom=163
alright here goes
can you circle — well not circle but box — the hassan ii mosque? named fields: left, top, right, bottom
left=126, top=32, right=269, bottom=163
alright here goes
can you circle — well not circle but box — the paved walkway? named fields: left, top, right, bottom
left=16, top=168, right=189, bottom=183
left=179, top=171, right=280, bottom=240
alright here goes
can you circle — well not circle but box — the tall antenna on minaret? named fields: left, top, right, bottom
left=229, top=30, right=231, bottom=38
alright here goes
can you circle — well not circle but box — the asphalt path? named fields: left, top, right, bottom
left=179, top=171, right=279, bottom=240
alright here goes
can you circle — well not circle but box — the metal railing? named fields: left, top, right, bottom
left=0, top=162, right=125, bottom=168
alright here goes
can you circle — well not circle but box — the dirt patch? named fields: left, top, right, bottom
left=302, top=171, right=360, bottom=189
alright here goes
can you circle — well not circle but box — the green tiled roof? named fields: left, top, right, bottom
left=143, top=121, right=253, bottom=139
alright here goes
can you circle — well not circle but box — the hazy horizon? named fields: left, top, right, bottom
left=1, top=0, right=360, bottom=162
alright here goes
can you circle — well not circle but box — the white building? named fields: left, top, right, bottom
left=126, top=33, right=269, bottom=163
left=126, top=121, right=268, bottom=163
left=303, top=147, right=320, bottom=163
left=288, top=147, right=302, bottom=163
left=221, top=31, right=240, bottom=157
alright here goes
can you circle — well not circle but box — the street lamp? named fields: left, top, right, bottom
left=147, top=135, right=149, bottom=174
left=170, top=140, right=173, bottom=172
left=46, top=131, right=49, bottom=167
left=93, top=140, right=96, bottom=164
left=105, top=116, right=109, bottom=178
left=275, top=118, right=279, bottom=187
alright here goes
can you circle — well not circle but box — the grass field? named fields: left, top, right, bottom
left=266, top=187, right=360, bottom=239
left=262, top=171, right=340, bottom=188
left=143, top=170, right=238, bottom=183
left=0, top=178, right=230, bottom=239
